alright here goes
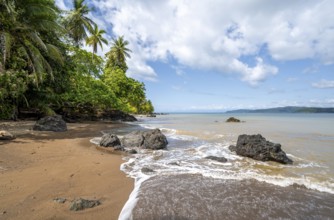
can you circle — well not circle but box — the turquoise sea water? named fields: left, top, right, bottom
left=112, top=113, right=334, bottom=219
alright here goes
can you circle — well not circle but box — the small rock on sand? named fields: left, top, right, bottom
left=70, top=198, right=101, bottom=211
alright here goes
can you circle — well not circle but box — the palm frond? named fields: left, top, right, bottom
left=24, top=4, right=57, bottom=19
left=101, top=38, right=108, bottom=45
left=30, top=18, right=65, bottom=33
left=27, top=32, right=47, bottom=52
left=46, top=44, right=64, bottom=65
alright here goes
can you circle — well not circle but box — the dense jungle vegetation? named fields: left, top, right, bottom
left=0, top=0, right=154, bottom=120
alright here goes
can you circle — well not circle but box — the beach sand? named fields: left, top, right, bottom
left=0, top=121, right=133, bottom=220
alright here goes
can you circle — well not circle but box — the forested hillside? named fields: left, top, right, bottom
left=0, top=0, right=154, bottom=120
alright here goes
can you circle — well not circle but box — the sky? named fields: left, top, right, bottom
left=56, top=0, right=334, bottom=112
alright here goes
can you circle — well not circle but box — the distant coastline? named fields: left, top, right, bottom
left=226, top=106, right=334, bottom=114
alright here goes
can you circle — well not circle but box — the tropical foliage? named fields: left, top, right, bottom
left=0, top=0, right=154, bottom=119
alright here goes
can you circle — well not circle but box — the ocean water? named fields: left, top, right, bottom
left=98, top=113, right=334, bottom=219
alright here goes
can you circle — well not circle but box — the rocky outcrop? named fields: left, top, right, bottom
left=33, top=115, right=67, bottom=132
left=58, top=104, right=137, bottom=122
left=100, top=134, right=123, bottom=150
left=226, top=117, right=241, bottom=122
left=205, top=156, right=227, bottom=163
left=0, top=130, right=16, bottom=140
left=229, top=134, right=293, bottom=164
left=70, top=198, right=101, bottom=211
left=121, top=129, right=168, bottom=150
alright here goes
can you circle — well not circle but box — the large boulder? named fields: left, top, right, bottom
left=0, top=130, right=16, bottom=140
left=33, top=115, right=67, bottom=132
left=226, top=117, right=241, bottom=122
left=229, top=134, right=293, bottom=164
left=121, top=131, right=145, bottom=148
left=99, top=133, right=123, bottom=150
left=121, top=129, right=168, bottom=150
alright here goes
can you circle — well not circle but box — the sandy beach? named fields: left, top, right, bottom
left=0, top=121, right=133, bottom=220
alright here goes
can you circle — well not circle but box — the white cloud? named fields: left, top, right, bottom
left=75, top=0, right=334, bottom=83
left=312, top=80, right=334, bottom=89
left=241, top=57, right=278, bottom=86
left=55, top=0, right=70, bottom=10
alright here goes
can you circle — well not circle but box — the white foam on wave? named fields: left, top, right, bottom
left=118, top=173, right=150, bottom=220
left=201, top=168, right=334, bottom=194
left=89, top=137, right=101, bottom=145
left=120, top=139, right=334, bottom=195
left=118, top=119, right=334, bottom=218
left=196, top=143, right=242, bottom=161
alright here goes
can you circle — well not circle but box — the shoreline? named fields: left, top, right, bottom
left=0, top=121, right=134, bottom=220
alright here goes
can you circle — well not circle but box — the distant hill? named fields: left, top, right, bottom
left=225, top=106, right=334, bottom=113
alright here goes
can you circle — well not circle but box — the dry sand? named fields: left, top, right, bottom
left=0, top=121, right=134, bottom=220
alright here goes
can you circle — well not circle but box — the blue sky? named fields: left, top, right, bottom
left=56, top=0, right=334, bottom=112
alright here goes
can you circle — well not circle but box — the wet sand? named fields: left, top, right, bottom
left=0, top=121, right=134, bottom=220
left=132, top=174, right=334, bottom=220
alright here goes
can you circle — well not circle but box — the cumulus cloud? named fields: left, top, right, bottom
left=61, top=0, right=334, bottom=84
left=312, top=80, right=334, bottom=89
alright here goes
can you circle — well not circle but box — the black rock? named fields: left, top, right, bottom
left=126, top=149, right=138, bottom=154
left=205, top=156, right=228, bottom=163
left=70, top=198, right=101, bottom=211
left=33, top=115, right=67, bottom=132
left=142, top=129, right=168, bottom=150
left=168, top=162, right=180, bottom=166
left=58, top=105, right=137, bottom=122
left=228, top=145, right=236, bottom=152
left=121, top=129, right=168, bottom=150
left=226, top=117, right=241, bottom=122
left=141, top=167, right=155, bottom=173
left=121, top=131, right=144, bottom=148
left=99, top=134, right=121, bottom=148
left=292, top=183, right=307, bottom=190
left=122, top=114, right=137, bottom=122
left=230, top=134, right=293, bottom=164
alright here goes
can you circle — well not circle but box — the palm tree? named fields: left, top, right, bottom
left=64, top=0, right=95, bottom=46
left=0, top=0, right=64, bottom=119
left=0, top=0, right=64, bottom=83
left=105, top=36, right=132, bottom=72
left=85, top=24, right=108, bottom=59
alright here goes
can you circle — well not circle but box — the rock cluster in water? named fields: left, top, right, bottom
left=99, top=128, right=168, bottom=151
left=229, top=134, right=293, bottom=164
left=33, top=115, right=67, bottom=132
